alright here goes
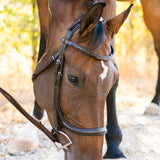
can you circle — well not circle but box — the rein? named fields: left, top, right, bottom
left=0, top=88, right=60, bottom=148
left=0, top=16, right=115, bottom=152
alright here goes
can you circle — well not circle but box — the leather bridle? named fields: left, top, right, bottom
left=32, top=17, right=115, bottom=151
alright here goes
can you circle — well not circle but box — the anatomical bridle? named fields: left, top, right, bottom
left=32, top=17, right=115, bottom=150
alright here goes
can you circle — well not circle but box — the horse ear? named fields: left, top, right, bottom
left=80, top=3, right=106, bottom=35
left=106, top=3, right=133, bottom=39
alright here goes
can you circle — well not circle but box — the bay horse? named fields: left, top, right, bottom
left=7, top=1, right=132, bottom=159
left=32, top=1, right=132, bottom=159
left=118, top=0, right=160, bottom=110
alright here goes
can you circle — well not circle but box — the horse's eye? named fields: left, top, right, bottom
left=67, top=75, right=79, bottom=86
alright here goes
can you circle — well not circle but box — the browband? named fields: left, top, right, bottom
left=61, top=38, right=115, bottom=61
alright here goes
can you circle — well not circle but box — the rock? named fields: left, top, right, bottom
left=7, top=122, right=39, bottom=155
left=143, top=103, right=160, bottom=116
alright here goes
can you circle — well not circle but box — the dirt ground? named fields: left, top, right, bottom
left=0, top=54, right=160, bottom=160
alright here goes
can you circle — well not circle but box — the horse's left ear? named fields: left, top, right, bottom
left=106, top=3, right=133, bottom=39
left=80, top=2, right=106, bottom=35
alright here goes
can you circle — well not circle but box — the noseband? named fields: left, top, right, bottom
left=32, top=17, right=115, bottom=150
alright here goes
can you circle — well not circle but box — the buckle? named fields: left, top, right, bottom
left=54, top=131, right=72, bottom=151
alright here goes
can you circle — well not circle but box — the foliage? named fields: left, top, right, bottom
left=114, top=1, right=156, bottom=77
left=115, top=1, right=154, bottom=58
left=0, top=0, right=39, bottom=90
left=0, top=0, right=39, bottom=60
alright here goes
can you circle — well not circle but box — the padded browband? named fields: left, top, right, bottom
left=61, top=38, right=115, bottom=61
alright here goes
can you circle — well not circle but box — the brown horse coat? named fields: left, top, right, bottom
left=33, top=1, right=132, bottom=159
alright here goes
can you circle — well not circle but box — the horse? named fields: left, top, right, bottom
left=7, top=1, right=132, bottom=159
left=32, top=1, right=132, bottom=159
left=118, top=0, right=160, bottom=112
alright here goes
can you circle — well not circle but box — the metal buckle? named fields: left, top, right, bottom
left=54, top=131, right=72, bottom=151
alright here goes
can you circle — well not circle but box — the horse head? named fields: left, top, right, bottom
left=33, top=2, right=132, bottom=160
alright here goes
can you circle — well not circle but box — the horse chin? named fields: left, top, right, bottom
left=63, top=133, right=104, bottom=160
left=143, top=103, right=160, bottom=116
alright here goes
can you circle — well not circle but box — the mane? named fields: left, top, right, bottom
left=90, top=22, right=105, bottom=50
left=75, top=22, right=105, bottom=50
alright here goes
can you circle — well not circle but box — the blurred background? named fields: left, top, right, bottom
left=0, top=1, right=159, bottom=159
left=0, top=0, right=157, bottom=125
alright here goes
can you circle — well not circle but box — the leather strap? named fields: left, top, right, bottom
left=53, top=18, right=107, bottom=136
left=0, top=87, right=59, bottom=143
left=32, top=16, right=113, bottom=139
left=32, top=53, right=59, bottom=81
left=61, top=38, right=115, bottom=61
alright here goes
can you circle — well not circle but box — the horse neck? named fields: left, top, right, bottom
left=140, top=0, right=149, bottom=9
left=140, top=0, right=159, bottom=11
left=46, top=0, right=89, bottom=56
left=140, top=0, right=150, bottom=6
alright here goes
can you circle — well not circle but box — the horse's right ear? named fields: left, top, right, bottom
left=80, top=3, right=106, bottom=35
